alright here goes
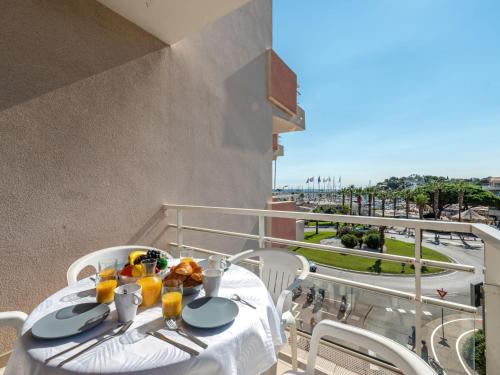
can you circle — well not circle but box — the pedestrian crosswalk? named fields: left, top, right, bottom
left=385, top=307, right=432, bottom=316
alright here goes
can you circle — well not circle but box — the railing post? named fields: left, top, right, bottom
left=484, top=239, right=500, bottom=374
left=414, top=228, right=422, bottom=356
left=176, top=208, right=183, bottom=250
left=258, top=215, right=265, bottom=248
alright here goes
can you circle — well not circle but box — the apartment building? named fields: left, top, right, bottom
left=0, top=0, right=305, bottom=356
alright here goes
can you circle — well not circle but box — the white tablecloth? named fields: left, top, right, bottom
left=6, top=263, right=286, bottom=375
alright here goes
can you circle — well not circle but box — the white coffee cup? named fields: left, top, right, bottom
left=208, top=255, right=227, bottom=272
left=114, top=283, right=142, bottom=323
left=202, top=269, right=223, bottom=297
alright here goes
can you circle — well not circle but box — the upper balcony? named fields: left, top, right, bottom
left=268, top=49, right=306, bottom=133
left=97, top=0, right=252, bottom=45
left=273, top=105, right=306, bottom=133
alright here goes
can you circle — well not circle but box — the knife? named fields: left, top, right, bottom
left=44, top=322, right=124, bottom=364
left=147, top=331, right=200, bottom=356
left=57, top=320, right=133, bottom=367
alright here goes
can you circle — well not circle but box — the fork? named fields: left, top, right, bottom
left=57, top=320, right=133, bottom=367
left=165, top=319, right=208, bottom=349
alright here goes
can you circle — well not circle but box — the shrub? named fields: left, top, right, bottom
left=357, top=237, right=364, bottom=249
left=338, top=225, right=352, bottom=238
left=370, top=259, right=382, bottom=273
left=352, top=229, right=365, bottom=238
left=463, top=330, right=485, bottom=375
left=365, top=233, right=380, bottom=249
left=341, top=234, right=358, bottom=249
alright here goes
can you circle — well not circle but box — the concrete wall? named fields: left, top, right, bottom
left=268, top=200, right=297, bottom=247
left=0, top=0, right=272, bottom=353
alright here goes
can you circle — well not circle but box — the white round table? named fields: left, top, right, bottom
left=5, top=262, right=286, bottom=375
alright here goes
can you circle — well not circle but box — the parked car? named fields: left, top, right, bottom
left=309, top=261, right=317, bottom=272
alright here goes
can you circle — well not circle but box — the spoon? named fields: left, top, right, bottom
left=231, top=294, right=256, bottom=309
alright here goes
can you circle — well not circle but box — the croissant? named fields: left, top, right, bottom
left=191, top=272, right=202, bottom=282
left=175, top=262, right=193, bottom=276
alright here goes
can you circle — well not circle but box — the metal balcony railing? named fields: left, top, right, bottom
left=163, top=203, right=500, bottom=374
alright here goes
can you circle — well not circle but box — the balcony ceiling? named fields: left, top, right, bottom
left=273, top=105, right=305, bottom=133
left=97, top=0, right=252, bottom=45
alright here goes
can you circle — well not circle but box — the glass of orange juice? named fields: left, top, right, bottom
left=96, top=259, right=117, bottom=304
left=180, top=249, right=194, bottom=263
left=137, top=259, right=162, bottom=307
left=162, top=279, right=183, bottom=320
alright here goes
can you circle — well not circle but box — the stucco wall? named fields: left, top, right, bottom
left=0, top=0, right=272, bottom=354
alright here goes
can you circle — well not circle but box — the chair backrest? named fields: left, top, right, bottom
left=0, top=311, right=28, bottom=336
left=67, top=245, right=173, bottom=285
left=306, top=320, right=435, bottom=375
left=229, top=248, right=309, bottom=303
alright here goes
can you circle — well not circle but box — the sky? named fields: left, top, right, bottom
left=272, top=0, right=500, bottom=188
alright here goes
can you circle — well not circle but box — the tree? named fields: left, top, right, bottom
left=356, top=187, right=363, bottom=216
left=401, top=188, right=413, bottom=218
left=390, top=190, right=400, bottom=218
left=414, top=193, right=429, bottom=220
left=341, top=188, right=348, bottom=207
left=348, top=185, right=355, bottom=215
left=366, top=187, right=375, bottom=217
left=377, top=190, right=389, bottom=217
left=430, top=181, right=443, bottom=220
left=457, top=181, right=466, bottom=222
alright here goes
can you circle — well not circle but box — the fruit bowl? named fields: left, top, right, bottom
left=118, top=249, right=170, bottom=284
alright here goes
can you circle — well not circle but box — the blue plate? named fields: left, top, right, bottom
left=31, top=303, right=110, bottom=339
left=182, top=297, right=239, bottom=329
left=198, top=259, right=231, bottom=271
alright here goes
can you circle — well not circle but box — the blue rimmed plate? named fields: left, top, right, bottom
left=182, top=297, right=238, bottom=329
left=31, top=303, right=110, bottom=340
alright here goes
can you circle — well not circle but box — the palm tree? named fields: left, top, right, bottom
left=348, top=185, right=355, bottom=215
left=457, top=181, right=466, bottom=222
left=377, top=190, right=389, bottom=217
left=401, top=188, right=413, bottom=218
left=430, top=181, right=443, bottom=220
left=414, top=193, right=429, bottom=220
left=365, top=187, right=375, bottom=217
left=356, top=187, right=363, bottom=216
left=390, top=190, right=400, bottom=218
left=341, top=188, right=348, bottom=208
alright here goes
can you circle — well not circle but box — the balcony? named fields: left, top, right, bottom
left=273, top=144, right=284, bottom=160
left=273, top=105, right=306, bottom=134
left=97, top=0, right=252, bottom=45
left=163, top=203, right=500, bottom=375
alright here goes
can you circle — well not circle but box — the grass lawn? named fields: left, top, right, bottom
left=294, top=232, right=451, bottom=274
left=305, top=221, right=335, bottom=227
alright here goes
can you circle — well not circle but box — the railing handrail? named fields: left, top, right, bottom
left=164, top=203, right=500, bottom=247
left=163, top=202, right=500, bottom=373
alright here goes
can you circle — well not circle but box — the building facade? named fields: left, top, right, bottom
left=0, top=0, right=305, bottom=355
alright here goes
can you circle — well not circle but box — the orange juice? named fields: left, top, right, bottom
left=137, top=276, right=162, bottom=307
left=96, top=279, right=117, bottom=304
left=180, top=257, right=194, bottom=263
left=99, top=267, right=116, bottom=279
left=162, top=292, right=183, bottom=318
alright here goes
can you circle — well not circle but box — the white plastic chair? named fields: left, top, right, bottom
left=229, top=248, right=309, bottom=371
left=0, top=311, right=28, bottom=336
left=67, top=245, right=173, bottom=285
left=284, top=319, right=435, bottom=375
